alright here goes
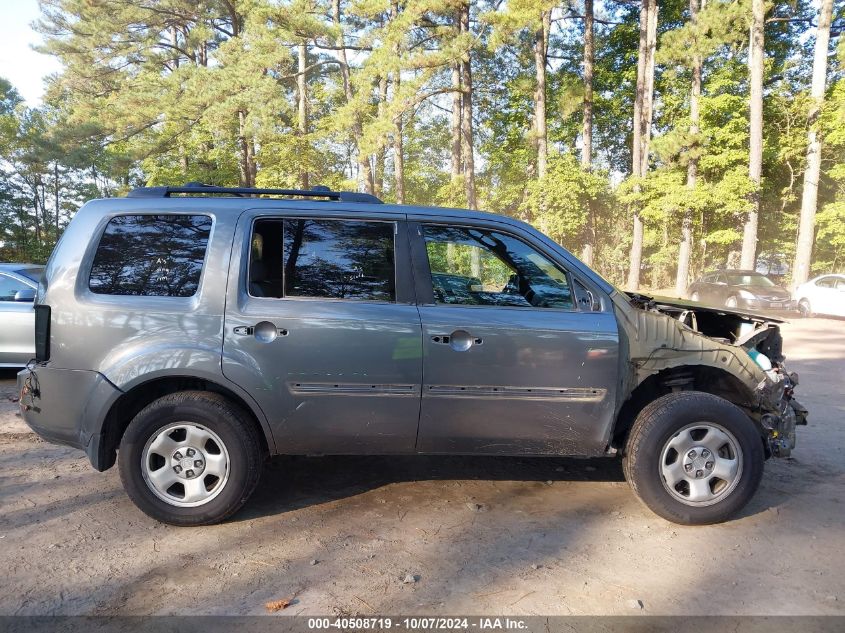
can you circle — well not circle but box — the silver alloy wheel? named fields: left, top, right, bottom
left=690, top=292, right=700, bottom=302
left=141, top=422, right=230, bottom=507
left=659, top=422, right=743, bottom=506
left=725, top=296, right=738, bottom=308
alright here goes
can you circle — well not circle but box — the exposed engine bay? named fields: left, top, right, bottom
left=625, top=292, right=808, bottom=458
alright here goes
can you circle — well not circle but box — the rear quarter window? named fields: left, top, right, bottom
left=88, top=214, right=212, bottom=297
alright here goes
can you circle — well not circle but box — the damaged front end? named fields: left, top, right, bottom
left=615, top=292, right=807, bottom=458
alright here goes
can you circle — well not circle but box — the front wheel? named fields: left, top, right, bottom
left=623, top=392, right=764, bottom=525
left=118, top=391, right=264, bottom=526
left=725, top=295, right=739, bottom=308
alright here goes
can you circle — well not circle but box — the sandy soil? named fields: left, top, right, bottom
left=1, top=318, right=843, bottom=616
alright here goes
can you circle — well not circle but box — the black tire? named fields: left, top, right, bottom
left=622, top=392, right=764, bottom=525
left=118, top=391, right=264, bottom=526
left=798, top=298, right=813, bottom=318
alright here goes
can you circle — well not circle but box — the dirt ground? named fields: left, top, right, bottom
left=1, top=317, right=844, bottom=616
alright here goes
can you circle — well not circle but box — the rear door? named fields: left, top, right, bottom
left=222, top=210, right=423, bottom=454
left=409, top=220, right=619, bottom=456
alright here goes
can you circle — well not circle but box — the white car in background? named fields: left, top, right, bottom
left=794, top=274, right=845, bottom=318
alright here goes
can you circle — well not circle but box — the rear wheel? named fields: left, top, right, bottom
left=725, top=295, right=738, bottom=308
left=623, top=392, right=764, bottom=525
left=118, top=391, right=264, bottom=526
left=798, top=298, right=813, bottom=318
left=690, top=291, right=701, bottom=302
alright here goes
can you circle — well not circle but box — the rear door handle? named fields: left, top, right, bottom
left=234, top=321, right=288, bottom=342
left=431, top=329, right=482, bottom=352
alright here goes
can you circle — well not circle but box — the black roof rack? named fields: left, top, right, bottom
left=126, top=182, right=383, bottom=204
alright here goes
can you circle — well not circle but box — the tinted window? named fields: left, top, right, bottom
left=816, top=277, right=835, bottom=288
left=423, top=225, right=573, bottom=309
left=0, top=274, right=30, bottom=301
left=249, top=218, right=395, bottom=301
left=89, top=215, right=212, bottom=297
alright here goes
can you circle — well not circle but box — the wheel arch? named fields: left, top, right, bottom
left=98, top=375, right=273, bottom=471
left=612, top=364, right=762, bottom=453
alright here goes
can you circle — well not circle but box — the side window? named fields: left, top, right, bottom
left=422, top=225, right=574, bottom=309
left=89, top=214, right=212, bottom=297
left=816, top=277, right=834, bottom=288
left=249, top=218, right=395, bottom=302
left=0, top=275, right=29, bottom=301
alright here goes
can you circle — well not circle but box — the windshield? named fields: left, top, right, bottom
left=16, top=267, right=44, bottom=283
left=725, top=272, right=776, bottom=287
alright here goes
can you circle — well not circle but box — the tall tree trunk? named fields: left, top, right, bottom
left=581, top=0, right=594, bottom=170
left=676, top=0, right=702, bottom=298
left=640, top=0, right=657, bottom=176
left=792, top=0, right=834, bottom=288
left=534, top=9, right=550, bottom=179
left=375, top=76, right=388, bottom=198
left=389, top=1, right=405, bottom=204
left=741, top=0, right=765, bottom=270
left=581, top=0, right=595, bottom=265
left=627, top=0, right=657, bottom=291
left=460, top=2, right=476, bottom=210
left=334, top=0, right=373, bottom=193
left=451, top=64, right=462, bottom=186
left=238, top=110, right=254, bottom=187
left=297, top=40, right=309, bottom=190
left=53, top=162, right=59, bottom=236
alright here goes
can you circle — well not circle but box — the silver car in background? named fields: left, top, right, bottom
left=0, top=263, right=43, bottom=367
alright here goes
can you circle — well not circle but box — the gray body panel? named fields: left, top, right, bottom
left=416, top=305, right=619, bottom=455
left=220, top=208, right=423, bottom=454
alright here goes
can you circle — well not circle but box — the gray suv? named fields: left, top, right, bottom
left=18, top=184, right=806, bottom=526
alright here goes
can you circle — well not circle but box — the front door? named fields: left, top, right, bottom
left=410, top=222, right=620, bottom=456
left=222, top=212, right=423, bottom=454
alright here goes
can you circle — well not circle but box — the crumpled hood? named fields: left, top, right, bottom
left=635, top=293, right=787, bottom=323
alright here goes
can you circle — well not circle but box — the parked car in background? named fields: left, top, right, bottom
left=794, top=274, right=845, bottom=318
left=0, top=264, right=43, bottom=367
left=687, top=269, right=795, bottom=312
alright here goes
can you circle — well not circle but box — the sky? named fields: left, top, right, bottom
left=0, top=0, right=61, bottom=105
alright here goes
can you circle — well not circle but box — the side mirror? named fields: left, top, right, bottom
left=14, top=288, right=36, bottom=302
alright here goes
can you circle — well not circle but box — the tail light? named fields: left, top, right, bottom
left=34, top=305, right=51, bottom=363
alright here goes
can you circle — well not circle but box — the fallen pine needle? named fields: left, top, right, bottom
left=265, top=597, right=294, bottom=612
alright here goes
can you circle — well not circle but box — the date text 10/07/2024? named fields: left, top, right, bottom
left=307, top=618, right=529, bottom=630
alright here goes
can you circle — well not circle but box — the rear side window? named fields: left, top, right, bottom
left=249, top=218, right=395, bottom=302
left=89, top=214, right=212, bottom=297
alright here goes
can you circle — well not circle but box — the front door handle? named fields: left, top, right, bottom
left=431, top=329, right=482, bottom=352
left=234, top=321, right=288, bottom=343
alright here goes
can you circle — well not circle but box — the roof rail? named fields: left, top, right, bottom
left=126, top=182, right=383, bottom=204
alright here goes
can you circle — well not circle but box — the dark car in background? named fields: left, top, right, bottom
left=687, top=269, right=795, bottom=312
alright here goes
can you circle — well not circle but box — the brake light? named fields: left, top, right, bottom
left=34, top=305, right=50, bottom=363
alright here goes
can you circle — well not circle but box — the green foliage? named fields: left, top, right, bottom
left=0, top=0, right=840, bottom=284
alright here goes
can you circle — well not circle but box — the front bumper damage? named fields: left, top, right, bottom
left=755, top=365, right=807, bottom=457
left=619, top=292, right=808, bottom=459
